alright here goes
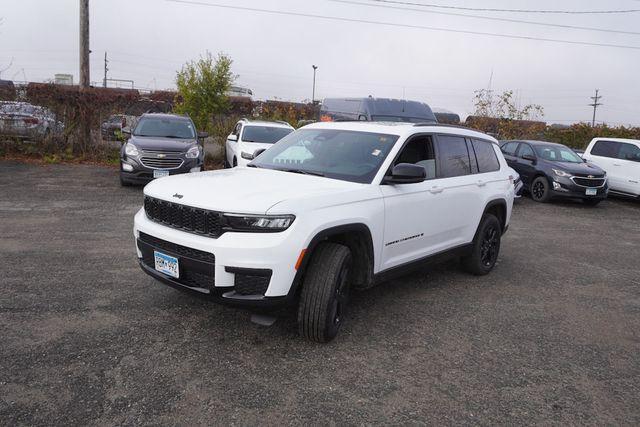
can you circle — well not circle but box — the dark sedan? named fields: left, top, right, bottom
left=120, top=113, right=207, bottom=186
left=500, top=140, right=608, bottom=206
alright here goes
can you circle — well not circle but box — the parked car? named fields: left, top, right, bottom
left=119, top=113, right=207, bottom=186
left=101, top=114, right=137, bottom=140
left=133, top=121, right=515, bottom=342
left=320, top=97, right=437, bottom=123
left=224, top=118, right=294, bottom=167
left=0, top=101, right=62, bottom=140
left=500, top=140, right=607, bottom=205
left=582, top=138, right=640, bottom=199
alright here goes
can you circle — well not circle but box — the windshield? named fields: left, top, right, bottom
left=534, top=145, right=583, bottom=163
left=242, top=125, right=293, bottom=144
left=250, top=129, right=399, bottom=183
left=133, top=117, right=195, bottom=139
left=370, top=115, right=435, bottom=123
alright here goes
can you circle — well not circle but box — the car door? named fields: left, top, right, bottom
left=586, top=140, right=622, bottom=191
left=380, top=134, right=454, bottom=270
left=500, top=141, right=519, bottom=169
left=226, top=123, right=242, bottom=165
left=615, top=142, right=640, bottom=195
left=514, top=143, right=537, bottom=187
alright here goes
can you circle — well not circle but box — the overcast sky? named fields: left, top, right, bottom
left=1, top=0, right=639, bottom=125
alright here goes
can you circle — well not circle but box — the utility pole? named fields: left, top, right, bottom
left=589, top=89, right=602, bottom=127
left=103, top=51, right=108, bottom=88
left=79, top=0, right=90, bottom=89
left=311, top=65, right=318, bottom=104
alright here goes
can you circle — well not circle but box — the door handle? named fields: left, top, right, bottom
left=613, top=163, right=622, bottom=166
left=429, top=186, right=443, bottom=194
left=476, top=180, right=486, bottom=187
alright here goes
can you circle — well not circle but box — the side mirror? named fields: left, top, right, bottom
left=382, top=163, right=426, bottom=184
left=521, top=153, right=536, bottom=162
left=227, top=134, right=238, bottom=142
left=253, top=148, right=267, bottom=158
left=122, top=127, right=131, bottom=135
left=198, top=131, right=209, bottom=139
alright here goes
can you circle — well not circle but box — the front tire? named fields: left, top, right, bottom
left=462, top=214, right=501, bottom=276
left=297, top=242, right=352, bottom=343
left=531, top=176, right=550, bottom=203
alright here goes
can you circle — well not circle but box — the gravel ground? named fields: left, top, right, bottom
left=1, top=161, right=639, bottom=425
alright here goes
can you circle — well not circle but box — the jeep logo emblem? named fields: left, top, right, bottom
left=173, top=193, right=183, bottom=199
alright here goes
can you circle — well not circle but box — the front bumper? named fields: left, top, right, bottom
left=133, top=209, right=304, bottom=308
left=548, top=176, right=608, bottom=200
left=120, top=156, right=203, bottom=184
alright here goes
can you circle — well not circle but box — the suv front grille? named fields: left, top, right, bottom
left=140, top=156, right=184, bottom=169
left=144, top=196, right=223, bottom=238
left=571, top=177, right=605, bottom=188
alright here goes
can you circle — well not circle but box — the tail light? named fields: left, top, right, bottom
left=23, top=117, right=39, bottom=125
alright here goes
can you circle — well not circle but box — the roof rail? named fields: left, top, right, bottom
left=412, top=122, right=467, bottom=129
left=276, top=120, right=291, bottom=126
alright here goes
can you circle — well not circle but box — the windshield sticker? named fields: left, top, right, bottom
left=371, top=149, right=382, bottom=156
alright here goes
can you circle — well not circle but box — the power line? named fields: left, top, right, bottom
left=164, top=0, right=640, bottom=51
left=361, top=0, right=640, bottom=14
left=331, top=0, right=640, bottom=36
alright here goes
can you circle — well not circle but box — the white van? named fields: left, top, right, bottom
left=583, top=138, right=640, bottom=198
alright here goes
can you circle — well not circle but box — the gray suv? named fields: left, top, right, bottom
left=119, top=113, right=207, bottom=186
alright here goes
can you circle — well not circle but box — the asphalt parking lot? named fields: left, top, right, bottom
left=1, top=160, right=639, bottom=425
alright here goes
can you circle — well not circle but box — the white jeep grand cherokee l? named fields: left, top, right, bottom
left=134, top=122, right=515, bottom=342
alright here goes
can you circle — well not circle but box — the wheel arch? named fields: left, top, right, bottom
left=481, top=198, right=507, bottom=234
left=292, top=223, right=375, bottom=296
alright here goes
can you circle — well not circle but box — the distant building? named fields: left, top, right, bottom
left=432, top=107, right=461, bottom=125
left=227, top=85, right=253, bottom=98
left=54, top=74, right=74, bottom=85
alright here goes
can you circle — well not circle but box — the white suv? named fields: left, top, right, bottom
left=582, top=137, right=640, bottom=198
left=225, top=118, right=294, bottom=167
left=134, top=122, right=515, bottom=342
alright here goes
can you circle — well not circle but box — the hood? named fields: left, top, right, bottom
left=542, top=159, right=605, bottom=176
left=129, top=135, right=196, bottom=152
left=143, top=167, right=360, bottom=214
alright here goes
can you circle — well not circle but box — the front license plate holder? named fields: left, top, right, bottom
left=154, top=251, right=179, bottom=278
left=153, top=170, right=169, bottom=178
left=585, top=188, right=597, bottom=196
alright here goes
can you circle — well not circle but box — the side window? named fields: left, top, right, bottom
left=618, top=142, right=640, bottom=161
left=518, top=144, right=535, bottom=159
left=501, top=142, right=517, bottom=156
left=393, top=135, right=436, bottom=179
left=591, top=140, right=620, bottom=158
left=471, top=139, right=500, bottom=173
left=436, top=135, right=471, bottom=178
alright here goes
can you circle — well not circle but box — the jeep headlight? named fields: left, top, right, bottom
left=224, top=214, right=295, bottom=232
left=124, top=143, right=139, bottom=157
left=186, top=146, right=200, bottom=159
left=552, top=169, right=571, bottom=178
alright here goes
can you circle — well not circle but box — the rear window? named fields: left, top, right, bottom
left=242, top=126, right=293, bottom=144
left=471, top=139, right=500, bottom=173
left=437, top=135, right=471, bottom=178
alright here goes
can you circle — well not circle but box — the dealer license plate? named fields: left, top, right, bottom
left=585, top=188, right=597, bottom=196
left=153, top=170, right=169, bottom=178
left=154, top=251, right=179, bottom=278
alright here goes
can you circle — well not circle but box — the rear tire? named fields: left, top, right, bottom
left=297, top=242, right=352, bottom=343
left=530, top=176, right=550, bottom=203
left=462, top=214, right=501, bottom=276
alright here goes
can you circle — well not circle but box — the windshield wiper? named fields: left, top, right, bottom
left=280, top=168, right=325, bottom=177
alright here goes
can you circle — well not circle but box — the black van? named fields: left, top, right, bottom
left=320, top=97, right=437, bottom=123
